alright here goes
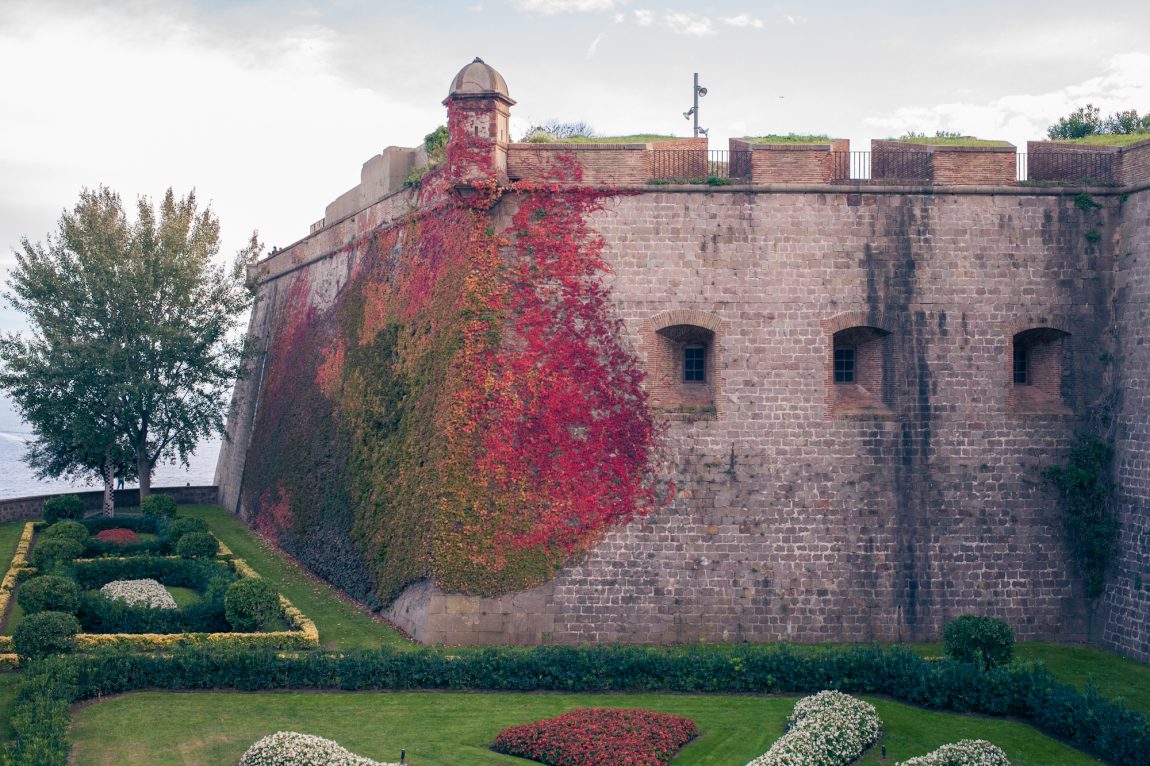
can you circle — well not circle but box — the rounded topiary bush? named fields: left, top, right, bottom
left=42, top=494, right=84, bottom=524
left=225, top=578, right=281, bottom=631
left=176, top=531, right=218, bottom=559
left=30, top=537, right=84, bottom=573
left=41, top=520, right=90, bottom=544
left=943, top=615, right=1015, bottom=668
left=17, top=575, right=81, bottom=615
left=165, top=517, right=209, bottom=547
left=12, top=610, right=80, bottom=658
left=140, top=494, right=178, bottom=518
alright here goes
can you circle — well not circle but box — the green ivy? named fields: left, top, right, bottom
left=1045, top=437, right=1118, bottom=598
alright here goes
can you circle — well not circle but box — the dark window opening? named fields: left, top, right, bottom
left=684, top=345, right=706, bottom=382
left=1013, top=344, right=1029, bottom=384
left=833, top=347, right=855, bottom=383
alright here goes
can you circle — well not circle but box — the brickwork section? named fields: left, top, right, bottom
left=382, top=189, right=1116, bottom=645
left=507, top=144, right=651, bottom=184
left=1119, top=139, right=1150, bottom=186
left=728, top=140, right=849, bottom=184
left=872, top=141, right=1016, bottom=186
left=1104, top=186, right=1150, bottom=660
left=1026, top=142, right=1119, bottom=185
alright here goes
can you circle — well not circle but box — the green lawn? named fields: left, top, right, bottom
left=745, top=134, right=833, bottom=144
left=179, top=505, right=411, bottom=650
left=67, top=690, right=1102, bottom=766
left=894, top=136, right=1011, bottom=146
left=1061, top=133, right=1150, bottom=146
left=165, top=586, right=201, bottom=608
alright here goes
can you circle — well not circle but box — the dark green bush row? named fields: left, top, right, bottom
left=7, top=645, right=1149, bottom=766
left=70, top=556, right=235, bottom=591
left=81, top=539, right=167, bottom=558
left=77, top=592, right=229, bottom=635
left=79, top=516, right=161, bottom=535
left=42, top=495, right=84, bottom=524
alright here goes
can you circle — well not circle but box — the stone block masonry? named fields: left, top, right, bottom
left=217, top=59, right=1150, bottom=656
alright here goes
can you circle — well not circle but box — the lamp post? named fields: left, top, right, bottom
left=682, top=72, right=708, bottom=137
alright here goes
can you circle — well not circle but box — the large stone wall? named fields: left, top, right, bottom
left=1105, top=183, right=1150, bottom=660
left=383, top=186, right=1117, bottom=645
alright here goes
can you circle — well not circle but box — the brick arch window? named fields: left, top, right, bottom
left=830, top=325, right=892, bottom=417
left=643, top=310, right=723, bottom=420
left=1010, top=327, right=1071, bottom=413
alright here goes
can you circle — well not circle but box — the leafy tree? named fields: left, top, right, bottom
left=0, top=186, right=260, bottom=506
left=1047, top=104, right=1150, bottom=139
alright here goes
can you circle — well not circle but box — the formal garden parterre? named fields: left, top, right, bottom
left=0, top=508, right=318, bottom=657
left=1, top=508, right=1148, bottom=765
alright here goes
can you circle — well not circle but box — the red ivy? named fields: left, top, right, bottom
left=491, top=708, right=698, bottom=766
left=95, top=528, right=140, bottom=545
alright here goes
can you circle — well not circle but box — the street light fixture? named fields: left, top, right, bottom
left=683, top=73, right=708, bottom=138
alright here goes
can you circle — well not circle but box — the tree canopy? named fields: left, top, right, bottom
left=1047, top=104, right=1150, bottom=140
left=0, top=186, right=260, bottom=510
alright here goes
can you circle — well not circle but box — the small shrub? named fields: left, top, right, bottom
left=17, top=575, right=81, bottom=615
left=42, top=494, right=84, bottom=524
left=140, top=494, right=178, bottom=518
left=165, top=517, right=209, bottom=547
left=897, top=739, right=1010, bottom=766
left=41, top=520, right=90, bottom=544
left=943, top=615, right=1015, bottom=668
left=12, top=611, right=80, bottom=657
left=492, top=708, right=697, bottom=766
left=94, top=528, right=140, bottom=546
left=224, top=578, right=281, bottom=632
left=30, top=537, right=84, bottom=573
left=239, top=731, right=400, bottom=766
left=176, top=532, right=218, bottom=559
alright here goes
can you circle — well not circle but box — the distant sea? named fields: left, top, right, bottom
left=0, top=394, right=221, bottom=500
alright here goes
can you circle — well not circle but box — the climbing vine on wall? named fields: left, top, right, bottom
left=242, top=143, right=659, bottom=602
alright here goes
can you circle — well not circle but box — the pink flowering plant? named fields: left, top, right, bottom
left=491, top=707, right=698, bottom=766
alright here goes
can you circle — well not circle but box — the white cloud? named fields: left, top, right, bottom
left=511, top=0, right=620, bottom=13
left=663, top=11, right=715, bottom=36
left=863, top=52, right=1150, bottom=146
left=586, top=32, right=605, bottom=58
left=784, top=14, right=806, bottom=24
left=633, top=8, right=654, bottom=25
left=612, top=11, right=625, bottom=23
left=722, top=14, right=764, bottom=29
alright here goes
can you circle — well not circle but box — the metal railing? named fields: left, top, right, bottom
left=645, top=150, right=1119, bottom=185
left=1018, top=151, right=1118, bottom=185
left=651, top=150, right=752, bottom=181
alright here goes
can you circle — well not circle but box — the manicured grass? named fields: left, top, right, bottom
left=179, top=505, right=411, bottom=650
left=67, top=690, right=1102, bottom=766
left=745, top=134, right=833, bottom=144
left=895, top=136, right=1011, bottom=146
left=0, top=673, right=19, bottom=742
left=164, top=586, right=201, bottom=608
left=1061, top=133, right=1150, bottom=146
left=1016, top=641, right=1150, bottom=714
left=0, top=521, right=25, bottom=567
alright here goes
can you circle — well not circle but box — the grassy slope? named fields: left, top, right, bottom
left=1062, top=133, right=1150, bottom=146
left=67, top=691, right=1101, bottom=766
left=0, top=521, right=26, bottom=635
left=745, top=134, right=833, bottom=144
left=179, top=505, right=411, bottom=650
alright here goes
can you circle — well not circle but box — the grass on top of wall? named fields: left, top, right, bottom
left=744, top=134, right=834, bottom=144
left=178, top=505, right=412, bottom=651
left=1060, top=133, right=1150, bottom=146
left=893, top=136, right=1011, bottom=146
left=66, top=690, right=1102, bottom=766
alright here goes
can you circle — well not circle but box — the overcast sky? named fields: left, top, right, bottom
left=2, top=0, right=1150, bottom=335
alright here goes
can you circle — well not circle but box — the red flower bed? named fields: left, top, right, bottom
left=491, top=708, right=698, bottom=766
left=95, top=528, right=140, bottom=545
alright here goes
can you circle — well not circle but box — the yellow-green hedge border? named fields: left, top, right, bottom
left=0, top=521, right=318, bottom=652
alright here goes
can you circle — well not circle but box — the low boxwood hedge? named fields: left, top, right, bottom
left=70, top=556, right=235, bottom=592
left=7, top=644, right=1150, bottom=766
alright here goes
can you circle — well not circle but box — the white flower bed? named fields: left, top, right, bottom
left=99, top=578, right=178, bottom=609
left=239, top=732, right=401, bottom=766
left=745, top=690, right=882, bottom=766
left=898, top=739, right=1011, bottom=766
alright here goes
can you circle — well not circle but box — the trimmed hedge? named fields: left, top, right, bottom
left=80, top=516, right=161, bottom=535
left=17, top=576, right=81, bottom=616
left=70, top=556, right=235, bottom=592
left=42, top=495, right=84, bottom=524
left=140, top=494, right=178, bottom=518
left=944, top=616, right=1015, bottom=669
left=8, top=645, right=1150, bottom=766
left=12, top=611, right=80, bottom=658
left=30, top=538, right=84, bottom=573
left=40, top=522, right=89, bottom=544
left=176, top=532, right=218, bottom=559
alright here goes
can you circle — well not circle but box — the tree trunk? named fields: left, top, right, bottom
left=102, top=449, right=116, bottom=517
left=136, top=443, right=153, bottom=499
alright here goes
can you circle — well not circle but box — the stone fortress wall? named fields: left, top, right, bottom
left=217, top=59, right=1150, bottom=660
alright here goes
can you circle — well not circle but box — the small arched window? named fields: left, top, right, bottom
left=1010, top=328, right=1071, bottom=413
left=649, top=323, right=717, bottom=417
left=830, top=325, right=892, bottom=417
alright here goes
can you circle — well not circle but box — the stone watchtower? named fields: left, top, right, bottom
left=443, top=57, right=515, bottom=184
